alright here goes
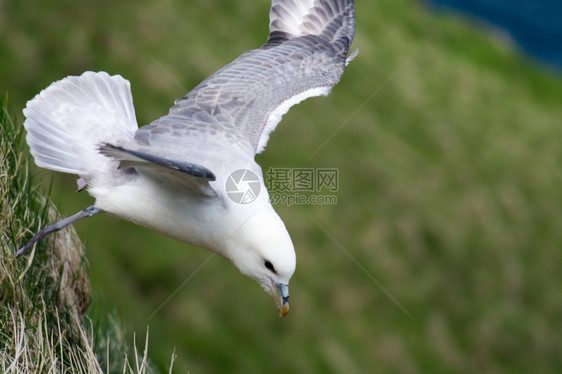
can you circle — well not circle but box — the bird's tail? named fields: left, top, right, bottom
left=23, top=71, right=139, bottom=182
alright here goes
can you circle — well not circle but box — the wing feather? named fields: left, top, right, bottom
left=99, top=143, right=216, bottom=197
left=135, top=0, right=355, bottom=156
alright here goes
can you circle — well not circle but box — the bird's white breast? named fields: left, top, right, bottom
left=90, top=175, right=225, bottom=249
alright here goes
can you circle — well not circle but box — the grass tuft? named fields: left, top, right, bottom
left=0, top=93, right=96, bottom=372
left=0, top=95, right=170, bottom=373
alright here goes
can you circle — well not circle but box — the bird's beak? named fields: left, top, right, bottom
left=270, top=280, right=290, bottom=317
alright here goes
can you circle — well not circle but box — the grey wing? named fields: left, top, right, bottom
left=99, top=143, right=216, bottom=197
left=134, top=0, right=356, bottom=156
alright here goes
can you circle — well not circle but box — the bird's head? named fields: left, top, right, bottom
left=224, top=205, right=296, bottom=317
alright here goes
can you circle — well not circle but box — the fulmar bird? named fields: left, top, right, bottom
left=17, top=0, right=356, bottom=316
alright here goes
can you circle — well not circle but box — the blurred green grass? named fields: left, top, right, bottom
left=2, top=0, right=562, bottom=373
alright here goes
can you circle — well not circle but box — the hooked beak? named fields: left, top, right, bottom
left=270, top=280, right=290, bottom=317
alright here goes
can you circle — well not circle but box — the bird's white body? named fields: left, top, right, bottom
left=92, top=173, right=226, bottom=249
left=21, top=0, right=356, bottom=316
left=90, top=161, right=289, bottom=264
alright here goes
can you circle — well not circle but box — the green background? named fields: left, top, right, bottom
left=2, top=0, right=562, bottom=372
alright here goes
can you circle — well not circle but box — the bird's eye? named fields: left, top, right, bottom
left=264, top=260, right=276, bottom=273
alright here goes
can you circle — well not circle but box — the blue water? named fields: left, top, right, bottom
left=426, top=0, right=562, bottom=72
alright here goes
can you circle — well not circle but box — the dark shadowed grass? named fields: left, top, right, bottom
left=0, top=96, right=169, bottom=373
left=0, top=94, right=98, bottom=372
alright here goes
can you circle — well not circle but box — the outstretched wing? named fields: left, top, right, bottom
left=134, top=0, right=356, bottom=157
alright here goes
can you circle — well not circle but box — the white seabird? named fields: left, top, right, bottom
left=17, top=0, right=356, bottom=316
